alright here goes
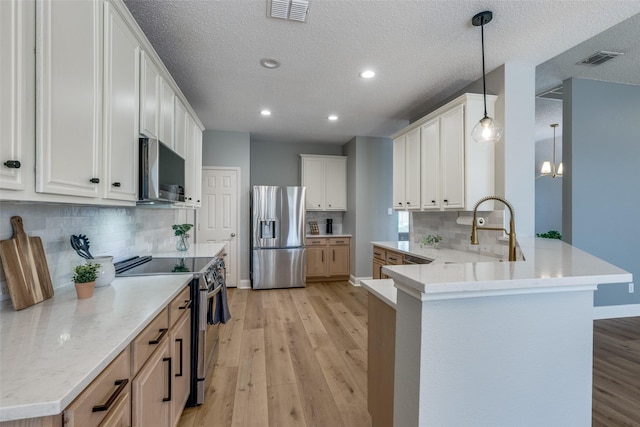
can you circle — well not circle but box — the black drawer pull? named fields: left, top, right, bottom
left=175, top=338, right=184, bottom=377
left=148, top=328, right=168, bottom=345
left=89, top=178, right=100, bottom=184
left=112, top=182, right=121, bottom=187
left=178, top=300, right=191, bottom=310
left=92, top=379, right=128, bottom=412
left=163, top=357, right=172, bottom=402
left=4, top=160, right=20, bottom=169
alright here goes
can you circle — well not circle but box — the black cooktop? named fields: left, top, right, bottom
left=115, top=256, right=215, bottom=276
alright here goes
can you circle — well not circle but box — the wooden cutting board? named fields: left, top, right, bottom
left=0, top=216, right=54, bottom=310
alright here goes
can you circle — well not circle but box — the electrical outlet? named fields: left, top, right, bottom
left=630, top=283, right=635, bottom=293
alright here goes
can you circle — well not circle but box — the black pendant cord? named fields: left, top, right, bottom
left=481, top=22, right=488, bottom=119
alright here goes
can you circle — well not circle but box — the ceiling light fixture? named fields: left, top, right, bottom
left=261, top=110, right=272, bottom=116
left=260, top=57, right=281, bottom=69
left=359, top=70, right=375, bottom=79
left=471, top=11, right=503, bottom=144
left=539, top=124, right=563, bottom=178
left=328, top=115, right=338, bottom=121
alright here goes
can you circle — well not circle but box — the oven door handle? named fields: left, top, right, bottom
left=206, top=283, right=223, bottom=299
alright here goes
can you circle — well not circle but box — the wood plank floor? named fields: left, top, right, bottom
left=179, top=282, right=640, bottom=426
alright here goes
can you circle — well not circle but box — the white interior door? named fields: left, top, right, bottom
left=197, top=167, right=239, bottom=287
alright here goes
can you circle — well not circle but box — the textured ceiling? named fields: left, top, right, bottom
left=123, top=0, right=640, bottom=145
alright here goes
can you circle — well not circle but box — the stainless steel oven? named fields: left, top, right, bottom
left=114, top=255, right=227, bottom=407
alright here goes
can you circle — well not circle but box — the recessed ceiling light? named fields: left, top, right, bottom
left=261, top=110, right=272, bottom=116
left=260, top=57, right=281, bottom=69
left=359, top=70, right=375, bottom=79
left=328, top=115, right=338, bottom=121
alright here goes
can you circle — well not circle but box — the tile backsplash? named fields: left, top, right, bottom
left=306, top=211, right=344, bottom=235
left=0, top=203, right=194, bottom=299
left=411, top=210, right=508, bottom=258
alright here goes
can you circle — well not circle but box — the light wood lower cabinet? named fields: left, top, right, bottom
left=306, top=237, right=351, bottom=282
left=170, top=309, right=192, bottom=427
left=372, top=246, right=407, bottom=279
left=368, top=293, right=396, bottom=427
left=132, top=338, right=171, bottom=427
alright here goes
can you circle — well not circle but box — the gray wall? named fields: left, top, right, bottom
left=345, top=136, right=398, bottom=278
left=201, top=130, right=251, bottom=282
left=250, top=142, right=343, bottom=186
left=563, top=79, right=640, bottom=306
left=535, top=136, right=563, bottom=235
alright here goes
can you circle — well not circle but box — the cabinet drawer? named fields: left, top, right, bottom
left=169, top=285, right=191, bottom=329
left=373, top=246, right=386, bottom=261
left=386, top=250, right=403, bottom=265
left=306, top=238, right=327, bottom=247
left=131, top=308, right=169, bottom=375
left=64, top=347, right=131, bottom=427
left=329, top=237, right=349, bottom=246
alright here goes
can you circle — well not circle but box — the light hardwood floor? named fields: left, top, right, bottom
left=179, top=282, right=640, bottom=426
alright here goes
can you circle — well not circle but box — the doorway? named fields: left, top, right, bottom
left=197, top=167, right=240, bottom=287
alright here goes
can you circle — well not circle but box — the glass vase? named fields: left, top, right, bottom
left=176, top=234, right=190, bottom=251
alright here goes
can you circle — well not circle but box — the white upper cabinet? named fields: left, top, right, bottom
left=301, top=155, right=347, bottom=211
left=139, top=50, right=160, bottom=139
left=103, top=2, right=139, bottom=202
left=173, top=97, right=187, bottom=158
left=36, top=0, right=103, bottom=198
left=0, top=0, right=29, bottom=191
left=392, top=127, right=421, bottom=209
left=159, top=77, right=175, bottom=149
left=393, top=93, right=496, bottom=211
left=184, top=115, right=202, bottom=208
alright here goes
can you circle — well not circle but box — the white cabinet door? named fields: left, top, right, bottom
left=173, top=97, right=187, bottom=158
left=440, top=104, right=464, bottom=209
left=184, top=114, right=201, bottom=208
left=139, top=50, right=159, bottom=139
left=421, top=118, right=440, bottom=209
left=404, top=127, right=421, bottom=209
left=159, top=78, right=174, bottom=149
left=36, top=0, right=102, bottom=198
left=302, top=156, right=325, bottom=210
left=0, top=0, right=27, bottom=191
left=392, top=137, right=405, bottom=209
left=192, top=123, right=203, bottom=208
left=325, top=157, right=346, bottom=210
left=103, top=2, right=139, bottom=202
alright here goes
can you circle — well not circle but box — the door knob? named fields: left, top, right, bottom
left=231, top=233, right=236, bottom=237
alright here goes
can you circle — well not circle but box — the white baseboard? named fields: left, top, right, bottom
left=237, top=279, right=251, bottom=290
left=349, top=275, right=372, bottom=287
left=593, top=303, right=640, bottom=320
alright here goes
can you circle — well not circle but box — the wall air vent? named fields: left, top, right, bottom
left=268, top=0, right=309, bottom=22
left=537, top=85, right=563, bottom=101
left=578, top=50, right=624, bottom=66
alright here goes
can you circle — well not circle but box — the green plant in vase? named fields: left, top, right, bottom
left=421, top=234, right=443, bottom=249
left=172, top=224, right=193, bottom=251
left=72, top=263, right=100, bottom=299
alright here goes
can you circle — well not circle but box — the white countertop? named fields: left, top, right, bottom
left=372, top=241, right=500, bottom=264
left=0, top=275, right=192, bottom=421
left=152, top=242, right=227, bottom=258
left=360, top=279, right=396, bottom=308
left=306, top=233, right=352, bottom=238
left=382, top=237, right=632, bottom=300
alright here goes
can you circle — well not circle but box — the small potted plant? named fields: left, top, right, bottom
left=172, top=224, right=193, bottom=251
left=421, top=234, right=443, bottom=249
left=73, top=263, right=100, bottom=299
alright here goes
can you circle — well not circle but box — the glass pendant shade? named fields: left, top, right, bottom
left=471, top=116, right=503, bottom=144
left=540, top=161, right=552, bottom=175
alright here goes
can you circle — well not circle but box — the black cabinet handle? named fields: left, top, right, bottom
left=398, top=202, right=403, bottom=205
left=112, top=182, right=121, bottom=187
left=89, top=178, right=100, bottom=184
left=4, top=160, right=20, bottom=169
left=175, top=338, right=184, bottom=377
left=444, top=199, right=448, bottom=204
left=148, top=328, right=168, bottom=345
left=92, top=379, right=128, bottom=412
left=197, top=200, right=200, bottom=203
left=178, top=300, right=191, bottom=310
left=431, top=200, right=436, bottom=204
left=163, top=357, right=172, bottom=402
left=333, top=249, right=335, bottom=262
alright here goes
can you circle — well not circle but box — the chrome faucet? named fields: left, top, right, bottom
left=471, top=196, right=517, bottom=262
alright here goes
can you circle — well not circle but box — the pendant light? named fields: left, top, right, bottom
left=540, top=123, right=563, bottom=178
left=471, top=11, right=503, bottom=144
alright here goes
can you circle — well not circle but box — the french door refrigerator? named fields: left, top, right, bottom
left=251, top=185, right=307, bottom=289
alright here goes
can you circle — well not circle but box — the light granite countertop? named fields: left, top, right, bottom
left=306, top=233, right=352, bottom=238
left=372, top=241, right=500, bottom=264
left=0, top=275, right=191, bottom=421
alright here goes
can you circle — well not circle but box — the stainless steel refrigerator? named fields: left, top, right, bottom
left=251, top=186, right=306, bottom=289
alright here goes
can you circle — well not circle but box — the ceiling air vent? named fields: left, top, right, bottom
left=578, top=50, right=624, bottom=66
left=537, top=85, right=563, bottom=101
left=268, top=0, right=309, bottom=22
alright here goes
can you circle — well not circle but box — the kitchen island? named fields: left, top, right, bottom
left=363, top=237, right=632, bottom=427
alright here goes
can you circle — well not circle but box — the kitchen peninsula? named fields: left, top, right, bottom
left=363, top=237, right=632, bottom=426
